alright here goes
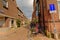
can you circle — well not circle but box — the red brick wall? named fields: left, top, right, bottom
left=46, top=0, right=60, bottom=33
left=32, top=0, right=60, bottom=33
left=0, top=0, right=18, bottom=18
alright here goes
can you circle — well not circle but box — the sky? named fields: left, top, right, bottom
left=16, top=0, right=33, bottom=19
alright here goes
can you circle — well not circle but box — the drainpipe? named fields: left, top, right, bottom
left=41, top=0, right=46, bottom=34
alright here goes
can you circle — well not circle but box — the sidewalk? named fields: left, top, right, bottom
left=0, top=27, right=19, bottom=37
left=0, top=26, right=28, bottom=40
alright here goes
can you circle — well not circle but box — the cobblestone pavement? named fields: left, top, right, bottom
left=0, top=26, right=58, bottom=40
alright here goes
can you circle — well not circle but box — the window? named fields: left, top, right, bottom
left=2, top=0, right=8, bottom=9
left=36, top=11, right=38, bottom=16
left=18, top=12, right=21, bottom=16
left=36, top=0, right=39, bottom=3
left=36, top=0, right=40, bottom=16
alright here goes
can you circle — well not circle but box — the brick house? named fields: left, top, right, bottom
left=32, top=0, right=60, bottom=35
left=0, top=0, right=19, bottom=28
left=17, top=7, right=28, bottom=26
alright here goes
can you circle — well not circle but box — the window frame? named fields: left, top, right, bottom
left=2, top=0, right=8, bottom=9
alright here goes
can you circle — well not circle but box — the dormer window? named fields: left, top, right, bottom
left=2, top=0, right=8, bottom=9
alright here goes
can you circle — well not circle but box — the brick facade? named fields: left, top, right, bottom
left=32, top=0, right=60, bottom=34
left=0, top=0, right=19, bottom=27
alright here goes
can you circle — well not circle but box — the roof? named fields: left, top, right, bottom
left=17, top=7, right=23, bottom=13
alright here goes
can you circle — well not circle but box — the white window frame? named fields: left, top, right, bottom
left=2, top=0, right=8, bottom=8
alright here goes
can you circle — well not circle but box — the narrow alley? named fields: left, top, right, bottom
left=0, top=0, right=60, bottom=40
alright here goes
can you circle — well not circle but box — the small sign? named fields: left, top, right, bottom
left=50, top=10, right=56, bottom=13
left=49, top=4, right=55, bottom=11
left=49, top=4, right=56, bottom=13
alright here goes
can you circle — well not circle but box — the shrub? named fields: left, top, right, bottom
left=33, top=18, right=38, bottom=23
left=16, top=19, right=21, bottom=27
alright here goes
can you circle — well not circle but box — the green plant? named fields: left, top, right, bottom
left=33, top=18, right=38, bottom=23
left=16, top=19, right=21, bottom=27
left=30, top=27, right=36, bottom=34
left=46, top=31, right=51, bottom=38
